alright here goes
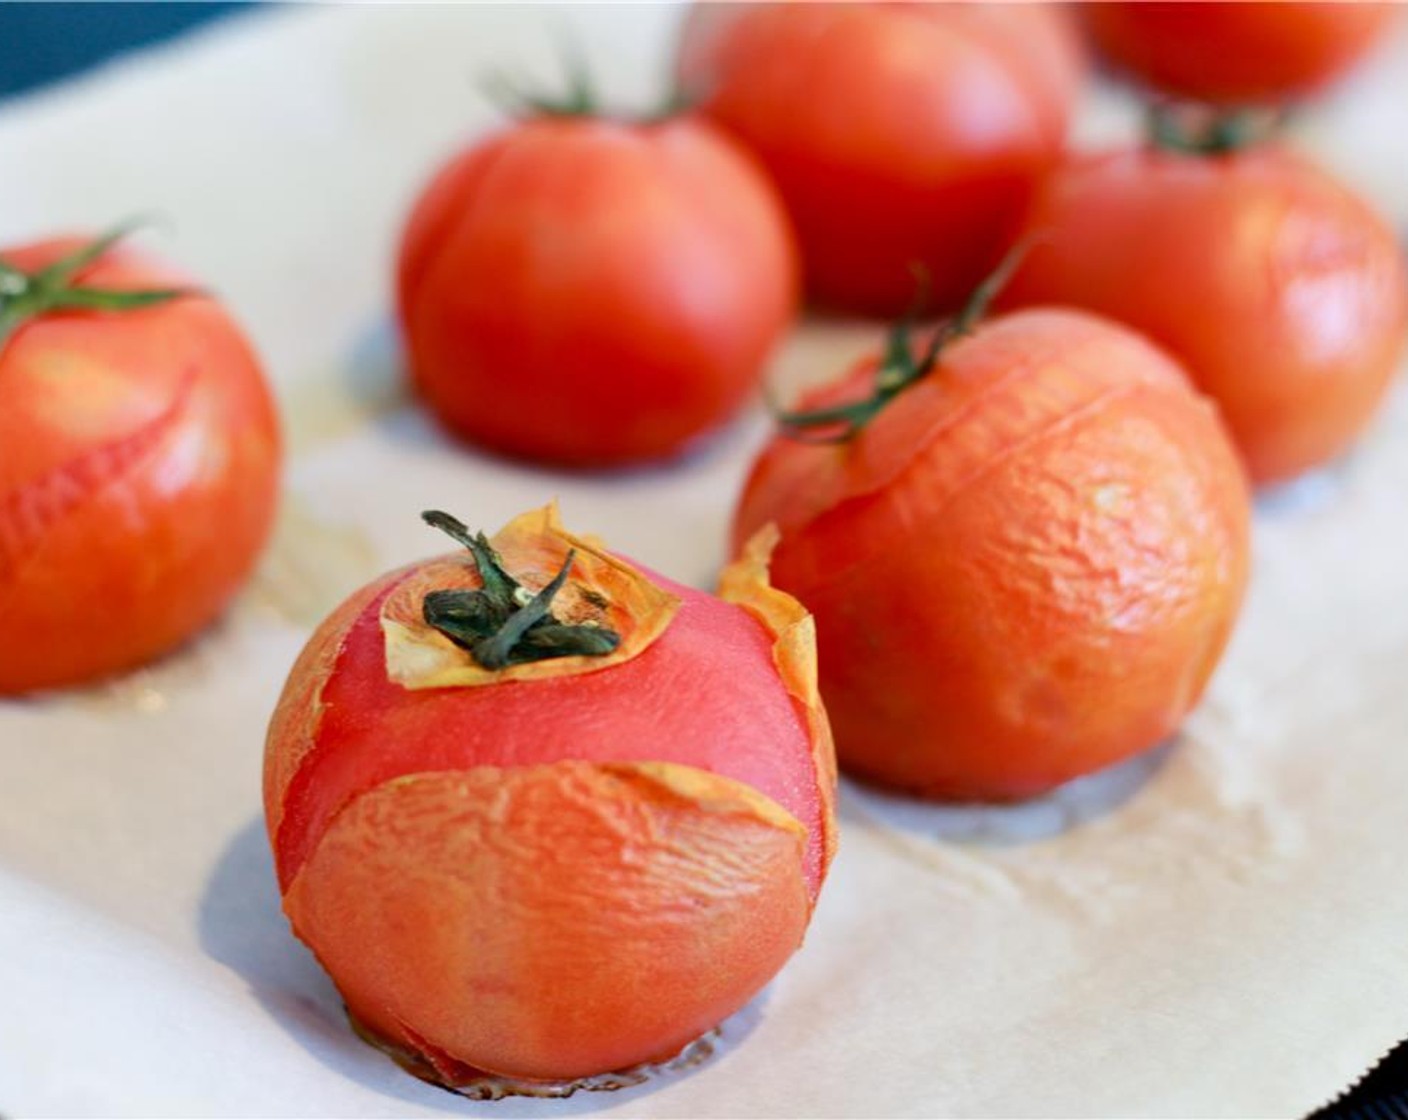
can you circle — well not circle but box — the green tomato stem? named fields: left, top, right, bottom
left=0, top=219, right=199, bottom=356
left=420, top=510, right=621, bottom=670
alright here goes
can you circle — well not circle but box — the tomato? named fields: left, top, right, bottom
left=680, top=1, right=1084, bottom=316
left=264, top=505, right=835, bottom=1089
left=732, top=305, right=1250, bottom=800
left=0, top=231, right=280, bottom=694
left=1001, top=141, right=1408, bottom=486
left=397, top=111, right=798, bottom=467
left=1085, top=2, right=1398, bottom=104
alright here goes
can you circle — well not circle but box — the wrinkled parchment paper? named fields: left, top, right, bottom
left=3, top=6, right=1408, bottom=1117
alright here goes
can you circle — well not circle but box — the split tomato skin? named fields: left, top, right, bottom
left=397, top=115, right=798, bottom=468
left=1084, top=2, right=1397, bottom=104
left=264, top=508, right=835, bottom=1086
left=733, top=310, right=1251, bottom=800
left=681, top=2, right=1084, bottom=316
left=1002, top=145, right=1408, bottom=487
left=0, top=238, right=280, bottom=694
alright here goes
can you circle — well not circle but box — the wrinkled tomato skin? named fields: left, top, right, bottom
left=264, top=560, right=834, bottom=1084
left=1085, top=2, right=1398, bottom=104
left=733, top=310, right=1251, bottom=800
left=681, top=2, right=1083, bottom=316
left=397, top=115, right=798, bottom=468
left=0, top=239, right=280, bottom=694
left=1002, top=146, right=1408, bottom=487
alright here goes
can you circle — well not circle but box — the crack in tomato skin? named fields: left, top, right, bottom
left=0, top=366, right=198, bottom=585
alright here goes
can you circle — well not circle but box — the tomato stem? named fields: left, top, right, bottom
left=421, top=510, right=621, bottom=670
left=0, top=219, right=199, bottom=356
left=482, top=42, right=688, bottom=124
left=773, top=244, right=1030, bottom=444
left=482, top=35, right=602, bottom=120
left=1146, top=101, right=1284, bottom=156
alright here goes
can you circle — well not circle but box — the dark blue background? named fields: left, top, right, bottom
left=0, top=3, right=247, bottom=99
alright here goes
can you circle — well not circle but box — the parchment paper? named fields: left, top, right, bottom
left=3, top=6, right=1408, bottom=1117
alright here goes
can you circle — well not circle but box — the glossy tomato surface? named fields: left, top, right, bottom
left=733, top=309, right=1251, bottom=800
left=397, top=114, right=798, bottom=467
left=1003, top=144, right=1408, bottom=486
left=1085, top=1, right=1398, bottom=104
left=0, top=238, right=280, bottom=694
left=265, top=509, right=835, bottom=1086
left=681, top=1, right=1084, bottom=316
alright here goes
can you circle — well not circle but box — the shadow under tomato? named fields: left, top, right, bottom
left=199, top=816, right=764, bottom=1114
left=1254, top=459, right=1354, bottom=517
left=836, top=738, right=1177, bottom=850
left=343, top=316, right=768, bottom=484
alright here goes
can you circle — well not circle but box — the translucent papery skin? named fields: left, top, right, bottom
left=263, top=513, right=834, bottom=1087
left=288, top=762, right=810, bottom=1084
left=733, top=309, right=1252, bottom=800
left=1001, top=146, right=1408, bottom=486
left=0, top=239, right=280, bottom=693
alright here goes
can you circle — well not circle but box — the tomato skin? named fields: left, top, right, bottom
left=682, top=2, right=1083, bottom=316
left=264, top=518, right=835, bottom=1085
left=733, top=310, right=1251, bottom=800
left=397, top=115, right=798, bottom=467
left=1002, top=145, right=1408, bottom=486
left=0, top=239, right=280, bottom=694
left=1085, top=2, right=1398, bottom=104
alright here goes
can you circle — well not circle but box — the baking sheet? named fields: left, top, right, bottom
left=3, top=5, right=1408, bottom=1116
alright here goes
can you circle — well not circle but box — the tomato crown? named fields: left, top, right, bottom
left=774, top=246, right=1030, bottom=444
left=483, top=47, right=687, bottom=125
left=0, top=218, right=200, bottom=355
left=1146, top=101, right=1285, bottom=156
left=420, top=510, right=621, bottom=669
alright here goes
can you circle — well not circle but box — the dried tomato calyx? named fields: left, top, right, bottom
left=1146, top=102, right=1284, bottom=156
left=420, top=510, right=621, bottom=670
left=774, top=245, right=1029, bottom=444
left=0, top=219, right=200, bottom=355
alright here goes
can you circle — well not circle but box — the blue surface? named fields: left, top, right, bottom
left=0, top=3, right=248, bottom=99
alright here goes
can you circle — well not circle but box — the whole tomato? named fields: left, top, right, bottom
left=265, top=505, right=835, bottom=1090
left=1002, top=134, right=1408, bottom=486
left=0, top=229, right=280, bottom=694
left=732, top=297, right=1250, bottom=800
left=679, top=1, right=1084, bottom=316
left=397, top=100, right=798, bottom=468
left=1085, top=2, right=1398, bottom=104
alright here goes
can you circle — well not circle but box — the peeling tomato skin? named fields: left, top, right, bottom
left=1001, top=147, right=1408, bottom=486
left=262, top=566, right=410, bottom=847
left=264, top=519, right=835, bottom=1085
left=683, top=2, right=1084, bottom=316
left=270, top=564, right=826, bottom=898
left=734, top=309, right=1251, bottom=800
left=397, top=116, right=798, bottom=467
left=1085, top=2, right=1397, bottom=104
left=0, top=239, right=280, bottom=694
left=285, top=763, right=810, bottom=1084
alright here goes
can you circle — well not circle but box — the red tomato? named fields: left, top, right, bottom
left=1085, top=2, right=1398, bottom=104
left=680, top=1, right=1084, bottom=316
left=397, top=114, right=798, bottom=467
left=0, top=234, right=280, bottom=694
left=1002, top=143, right=1408, bottom=486
left=265, top=505, right=835, bottom=1088
left=733, top=309, right=1250, bottom=800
